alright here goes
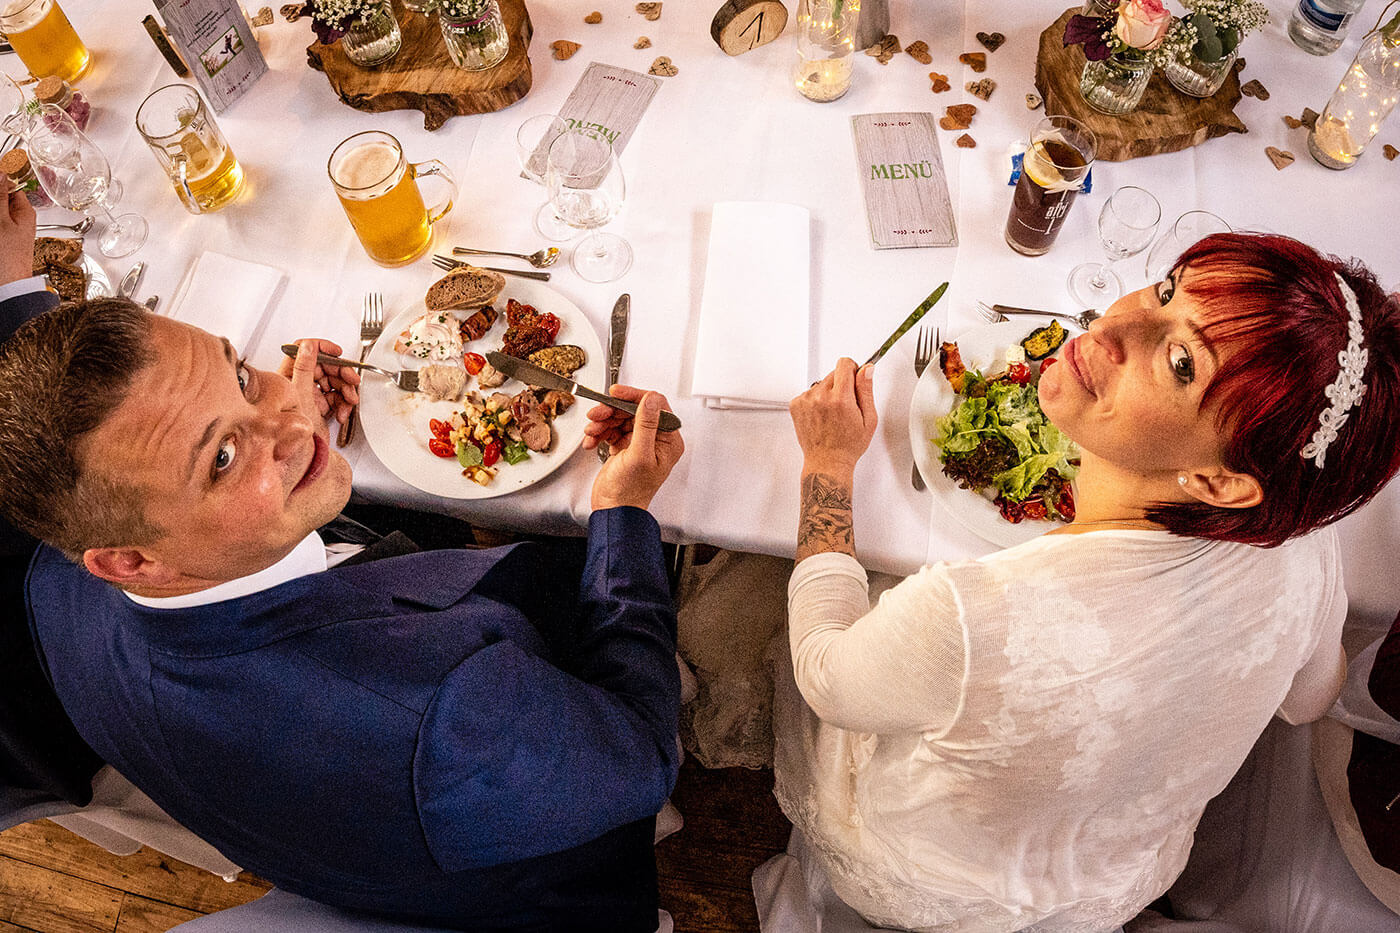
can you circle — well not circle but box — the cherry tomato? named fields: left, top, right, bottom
left=540, top=312, right=562, bottom=342
left=429, top=418, right=452, bottom=441
left=428, top=438, right=455, bottom=458
left=1005, top=362, right=1032, bottom=385
left=464, top=352, right=486, bottom=375
left=482, top=440, right=501, bottom=467
left=1040, top=356, right=1058, bottom=370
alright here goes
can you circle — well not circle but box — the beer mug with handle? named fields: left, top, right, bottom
left=135, top=84, right=245, bottom=215
left=329, top=130, right=457, bottom=267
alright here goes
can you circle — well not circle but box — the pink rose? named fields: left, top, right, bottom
left=1114, top=0, right=1171, bottom=50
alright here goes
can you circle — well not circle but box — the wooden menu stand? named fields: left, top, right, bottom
left=307, top=0, right=533, bottom=131
left=1034, top=8, right=1246, bottom=162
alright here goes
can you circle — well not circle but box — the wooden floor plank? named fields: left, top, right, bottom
left=0, top=824, right=267, bottom=915
left=0, top=856, right=119, bottom=933
left=113, top=895, right=198, bottom=933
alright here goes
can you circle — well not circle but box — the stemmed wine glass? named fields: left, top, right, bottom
left=515, top=113, right=575, bottom=242
left=1066, top=185, right=1160, bottom=306
left=26, top=104, right=147, bottom=258
left=1143, top=210, right=1231, bottom=283
left=545, top=128, right=632, bottom=283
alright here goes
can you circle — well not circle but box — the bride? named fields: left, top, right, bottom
left=772, top=233, right=1400, bottom=932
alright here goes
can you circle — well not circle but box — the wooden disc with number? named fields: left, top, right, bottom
left=711, top=0, right=788, bottom=56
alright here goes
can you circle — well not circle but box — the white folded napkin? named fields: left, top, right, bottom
left=165, top=251, right=286, bottom=354
left=692, top=202, right=811, bottom=411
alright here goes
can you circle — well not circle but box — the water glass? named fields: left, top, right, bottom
left=1144, top=211, right=1231, bottom=282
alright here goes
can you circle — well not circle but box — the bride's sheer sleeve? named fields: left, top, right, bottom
left=787, top=553, right=968, bottom=735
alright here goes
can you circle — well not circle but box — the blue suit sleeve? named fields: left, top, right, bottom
left=413, top=507, right=681, bottom=870
left=0, top=288, right=60, bottom=343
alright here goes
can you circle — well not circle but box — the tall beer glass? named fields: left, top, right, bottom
left=0, top=0, right=89, bottom=84
left=135, top=84, right=244, bottom=214
left=1004, top=116, right=1096, bottom=257
left=328, top=131, right=456, bottom=267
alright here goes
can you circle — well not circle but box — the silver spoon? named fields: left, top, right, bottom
left=452, top=245, right=560, bottom=269
left=37, top=216, right=94, bottom=235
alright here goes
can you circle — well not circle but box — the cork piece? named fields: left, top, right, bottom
left=976, top=31, right=1006, bottom=52
left=966, top=78, right=995, bottom=101
left=866, top=34, right=900, bottom=65
left=551, top=40, right=581, bottom=60
left=1240, top=79, right=1269, bottom=100
left=1301, top=107, right=1320, bottom=129
left=1384, top=144, right=1398, bottom=161
left=1283, top=114, right=1303, bottom=129
left=584, top=10, right=602, bottom=24
left=280, top=3, right=307, bottom=21
left=939, top=103, right=976, bottom=131
left=649, top=55, right=678, bottom=76
left=928, top=71, right=950, bottom=93
left=1025, top=92, right=1043, bottom=110
left=905, top=40, right=932, bottom=65
left=0, top=148, right=30, bottom=176
left=251, top=5, right=273, bottom=26
left=959, top=51, right=987, bottom=72
left=1265, top=146, right=1294, bottom=170
left=955, top=133, right=977, bottom=148
left=634, top=36, right=652, bottom=49
left=636, top=2, right=661, bottom=20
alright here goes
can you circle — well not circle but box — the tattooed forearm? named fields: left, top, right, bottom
left=797, top=472, right=855, bottom=561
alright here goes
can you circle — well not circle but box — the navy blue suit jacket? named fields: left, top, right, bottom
left=1, top=285, right=103, bottom=806
left=28, top=507, right=680, bottom=930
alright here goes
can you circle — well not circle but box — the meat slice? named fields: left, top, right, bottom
left=539, top=390, right=575, bottom=418
left=459, top=305, right=498, bottom=342
left=418, top=364, right=466, bottom=402
left=477, top=361, right=506, bottom=388
left=510, top=388, right=553, bottom=451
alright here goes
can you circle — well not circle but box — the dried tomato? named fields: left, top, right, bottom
left=428, top=438, right=455, bottom=458
left=539, top=312, right=561, bottom=342
left=1021, top=498, right=1048, bottom=521
left=464, top=352, right=486, bottom=375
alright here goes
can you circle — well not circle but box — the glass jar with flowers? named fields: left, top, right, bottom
left=310, top=0, right=402, bottom=67
left=1064, top=0, right=1176, bottom=115
left=430, top=0, right=510, bottom=71
left=1161, top=0, right=1270, bottom=98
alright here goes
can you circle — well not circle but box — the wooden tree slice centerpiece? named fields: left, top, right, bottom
left=1035, top=7, right=1246, bottom=162
left=308, top=0, right=533, bottom=131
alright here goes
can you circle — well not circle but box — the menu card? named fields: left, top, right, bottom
left=521, top=63, right=661, bottom=177
left=153, top=0, right=267, bottom=112
left=850, top=112, right=957, bottom=249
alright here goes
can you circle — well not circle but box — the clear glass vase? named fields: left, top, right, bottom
left=793, top=0, right=861, bottom=103
left=1080, top=53, right=1153, bottom=115
left=342, top=0, right=402, bottom=66
left=1162, top=48, right=1237, bottom=98
left=1308, top=21, right=1400, bottom=169
left=438, top=0, right=510, bottom=71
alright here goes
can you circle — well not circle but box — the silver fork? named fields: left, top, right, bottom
left=911, top=326, right=936, bottom=491
left=282, top=344, right=419, bottom=393
left=431, top=254, right=551, bottom=282
left=337, top=292, right=384, bottom=447
left=976, top=301, right=1100, bottom=329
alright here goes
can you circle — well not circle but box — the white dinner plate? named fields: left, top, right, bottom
left=81, top=253, right=111, bottom=299
left=359, top=279, right=605, bottom=499
left=908, top=319, right=1077, bottom=548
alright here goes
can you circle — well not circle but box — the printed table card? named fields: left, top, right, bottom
left=522, top=63, right=661, bottom=179
left=851, top=112, right=957, bottom=249
left=154, top=0, right=266, bottom=112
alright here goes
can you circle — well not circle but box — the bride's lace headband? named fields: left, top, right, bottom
left=1300, top=273, right=1367, bottom=470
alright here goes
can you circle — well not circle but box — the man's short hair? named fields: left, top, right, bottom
left=0, top=298, right=159, bottom=559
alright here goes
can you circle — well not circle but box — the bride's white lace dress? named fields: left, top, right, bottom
left=773, top=528, right=1347, bottom=933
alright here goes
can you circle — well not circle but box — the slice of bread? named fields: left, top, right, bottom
left=425, top=266, right=506, bottom=312
left=32, top=236, right=83, bottom=275
left=44, top=262, right=86, bottom=302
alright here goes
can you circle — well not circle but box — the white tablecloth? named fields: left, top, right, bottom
left=11, top=0, right=1398, bottom=584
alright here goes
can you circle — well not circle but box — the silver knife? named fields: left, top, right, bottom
left=598, top=294, right=630, bottom=461
left=486, top=351, right=681, bottom=432
left=118, top=261, right=146, bottom=300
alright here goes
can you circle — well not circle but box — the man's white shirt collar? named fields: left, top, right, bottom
left=125, top=532, right=329, bottom=609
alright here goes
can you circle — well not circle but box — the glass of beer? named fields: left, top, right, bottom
left=135, top=84, right=245, bottom=215
left=1004, top=116, right=1097, bottom=257
left=0, top=0, right=89, bottom=84
left=328, top=130, right=456, bottom=267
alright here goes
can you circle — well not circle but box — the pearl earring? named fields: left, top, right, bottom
left=1178, top=474, right=1188, bottom=486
